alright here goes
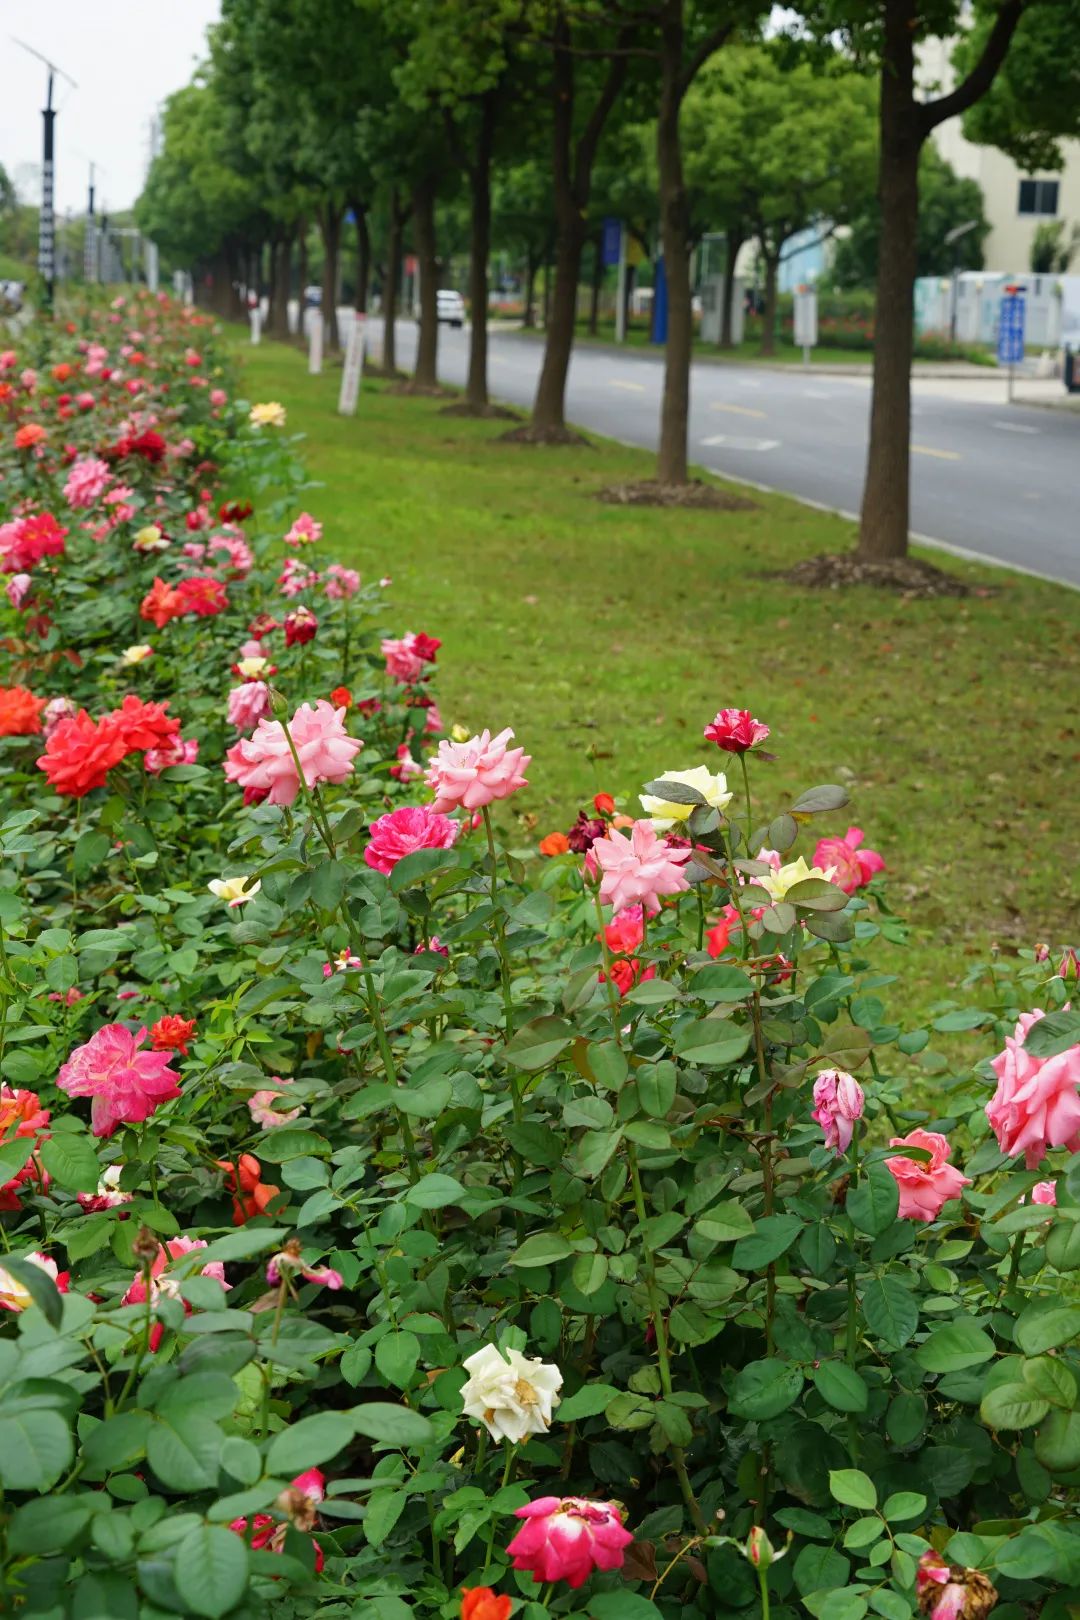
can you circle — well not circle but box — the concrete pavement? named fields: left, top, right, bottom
left=355, top=314, right=1079, bottom=588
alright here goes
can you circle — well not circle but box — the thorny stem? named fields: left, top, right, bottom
left=739, top=750, right=754, bottom=836
left=650, top=1536, right=703, bottom=1600
left=593, top=886, right=623, bottom=1044
left=482, top=807, right=521, bottom=1113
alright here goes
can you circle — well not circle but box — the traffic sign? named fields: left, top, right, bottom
left=997, top=288, right=1026, bottom=366
left=601, top=217, right=621, bottom=268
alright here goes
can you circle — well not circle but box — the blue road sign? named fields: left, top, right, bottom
left=997, top=291, right=1025, bottom=366
left=601, top=217, right=621, bottom=268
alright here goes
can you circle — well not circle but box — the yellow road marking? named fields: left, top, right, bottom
left=710, top=401, right=766, bottom=419
left=608, top=379, right=646, bottom=392
left=912, top=443, right=960, bottom=461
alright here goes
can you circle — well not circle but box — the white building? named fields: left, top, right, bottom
left=921, top=36, right=1080, bottom=274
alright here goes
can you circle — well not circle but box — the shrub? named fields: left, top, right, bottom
left=0, top=297, right=1077, bottom=1620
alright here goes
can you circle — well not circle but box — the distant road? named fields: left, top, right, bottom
left=359, top=315, right=1078, bottom=588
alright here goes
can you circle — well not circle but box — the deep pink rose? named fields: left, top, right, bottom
left=426, top=727, right=529, bottom=813
left=886, top=1129, right=971, bottom=1221
left=506, top=1496, right=633, bottom=1589
left=813, top=827, right=885, bottom=894
left=57, top=1024, right=181, bottom=1137
left=703, top=708, right=769, bottom=753
left=592, top=819, right=690, bottom=915
left=363, top=805, right=460, bottom=875
left=986, top=1008, right=1080, bottom=1168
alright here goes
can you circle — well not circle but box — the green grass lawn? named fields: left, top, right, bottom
left=231, top=333, right=1080, bottom=1025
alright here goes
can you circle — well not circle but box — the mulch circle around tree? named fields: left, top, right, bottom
left=386, top=381, right=455, bottom=398
left=497, top=423, right=593, bottom=447
left=440, top=402, right=521, bottom=421
left=595, top=479, right=759, bottom=511
left=781, top=552, right=981, bottom=599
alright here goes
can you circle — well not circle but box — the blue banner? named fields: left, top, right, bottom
left=997, top=292, right=1025, bottom=366
left=601, top=218, right=621, bottom=268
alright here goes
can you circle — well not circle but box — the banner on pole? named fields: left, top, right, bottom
left=308, top=309, right=324, bottom=374
left=338, top=316, right=365, bottom=415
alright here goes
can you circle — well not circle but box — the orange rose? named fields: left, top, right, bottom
left=461, top=1590, right=512, bottom=1620
left=0, top=685, right=45, bottom=737
left=539, top=832, right=570, bottom=857
left=14, top=423, right=46, bottom=450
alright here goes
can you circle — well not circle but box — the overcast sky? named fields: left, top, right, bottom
left=0, top=0, right=221, bottom=217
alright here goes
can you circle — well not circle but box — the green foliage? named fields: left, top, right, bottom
left=831, top=147, right=990, bottom=289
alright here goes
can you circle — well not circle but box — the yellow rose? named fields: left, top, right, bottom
left=760, top=856, right=834, bottom=902
left=249, top=401, right=286, bottom=428
left=208, top=875, right=262, bottom=908
left=640, top=766, right=733, bottom=832
left=120, top=644, right=154, bottom=666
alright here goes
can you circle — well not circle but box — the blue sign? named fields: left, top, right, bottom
left=651, top=256, right=667, bottom=344
left=601, top=217, right=621, bottom=268
left=998, top=291, right=1025, bottom=365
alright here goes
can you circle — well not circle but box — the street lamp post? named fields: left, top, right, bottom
left=12, top=40, right=77, bottom=315
left=945, top=218, right=980, bottom=344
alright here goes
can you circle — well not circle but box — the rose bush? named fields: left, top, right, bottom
left=0, top=297, right=1077, bottom=1620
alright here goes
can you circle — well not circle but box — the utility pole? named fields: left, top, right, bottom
left=84, top=161, right=97, bottom=283
left=12, top=40, right=77, bottom=314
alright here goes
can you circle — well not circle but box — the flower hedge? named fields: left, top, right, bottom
left=0, top=296, right=1078, bottom=1620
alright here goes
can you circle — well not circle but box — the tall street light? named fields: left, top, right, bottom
left=12, top=39, right=77, bottom=313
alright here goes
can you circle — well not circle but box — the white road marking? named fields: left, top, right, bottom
left=700, top=433, right=780, bottom=452
left=803, top=388, right=833, bottom=399
left=912, top=443, right=960, bottom=461
left=609, top=379, right=646, bottom=392
left=709, top=401, right=767, bottom=419
left=993, top=420, right=1038, bottom=434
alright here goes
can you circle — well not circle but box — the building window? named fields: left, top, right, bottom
left=1018, top=179, right=1059, bottom=216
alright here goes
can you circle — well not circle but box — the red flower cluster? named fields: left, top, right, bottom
left=140, top=574, right=229, bottom=628
left=217, top=1154, right=280, bottom=1225
left=110, top=694, right=181, bottom=754
left=0, top=685, right=46, bottom=737
left=37, top=695, right=184, bottom=798
left=0, top=511, right=68, bottom=572
left=0, top=1085, right=50, bottom=1210
left=218, top=500, right=253, bottom=523
left=102, top=428, right=167, bottom=463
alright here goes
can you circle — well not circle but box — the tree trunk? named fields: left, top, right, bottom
left=352, top=202, right=370, bottom=314
left=759, top=250, right=779, bottom=357
left=225, top=244, right=245, bottom=320
left=319, top=204, right=342, bottom=352
left=523, top=250, right=537, bottom=327
left=384, top=190, right=402, bottom=375
left=588, top=233, right=603, bottom=334
left=531, top=210, right=586, bottom=431
left=624, top=261, right=636, bottom=337
left=858, top=0, right=922, bottom=561
left=412, top=174, right=439, bottom=388
left=721, top=226, right=744, bottom=348
left=542, top=255, right=552, bottom=328
left=269, top=235, right=292, bottom=339
left=656, top=2, right=693, bottom=487
left=466, top=91, right=497, bottom=409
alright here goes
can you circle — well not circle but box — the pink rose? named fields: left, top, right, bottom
left=1029, top=1180, right=1057, bottom=1207
left=591, top=819, right=690, bottom=915
left=986, top=1008, right=1080, bottom=1168
left=363, top=805, right=460, bottom=875
left=224, top=699, right=362, bottom=807
left=506, top=1496, right=633, bottom=1590
left=703, top=707, right=770, bottom=753
left=324, top=564, right=360, bottom=600
left=228, top=681, right=271, bottom=733
left=885, top=1129, right=971, bottom=1221
left=811, top=1069, right=865, bottom=1154
left=6, top=573, right=31, bottom=609
left=248, top=1079, right=302, bottom=1128
left=426, top=727, right=530, bottom=813
left=57, top=1024, right=182, bottom=1137
left=813, top=827, right=885, bottom=894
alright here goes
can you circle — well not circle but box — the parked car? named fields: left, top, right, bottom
left=435, top=289, right=465, bottom=328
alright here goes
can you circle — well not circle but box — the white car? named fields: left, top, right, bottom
left=435, top=289, right=465, bottom=328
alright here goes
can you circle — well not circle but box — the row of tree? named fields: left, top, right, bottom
left=137, top=0, right=1079, bottom=564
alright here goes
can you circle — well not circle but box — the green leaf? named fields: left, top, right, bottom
left=1034, top=1409, right=1080, bottom=1474
left=847, top=1164, right=900, bottom=1237
left=1023, top=1008, right=1080, bottom=1059
left=267, top=1412, right=354, bottom=1476
left=0, top=1135, right=35, bottom=1185
left=642, top=779, right=708, bottom=807
left=693, top=1201, right=755, bottom=1244
left=195, top=1228, right=289, bottom=1265
left=861, top=1276, right=919, bottom=1349
left=881, top=1491, right=927, bottom=1522
left=504, top=1016, right=573, bottom=1071
left=1015, top=1304, right=1080, bottom=1357
left=637, top=1064, right=676, bottom=1118
left=558, top=1384, right=619, bottom=1421
left=571, top=1253, right=609, bottom=1296
left=0, top=1254, right=64, bottom=1327
left=673, top=1019, right=751, bottom=1068
left=728, top=1359, right=804, bottom=1421
left=790, top=784, right=850, bottom=816
left=784, top=877, right=848, bottom=912
left=731, top=1213, right=803, bottom=1270
left=511, top=1232, right=573, bottom=1268
left=173, top=1525, right=250, bottom=1619
left=979, top=1383, right=1049, bottom=1431
left=364, top=1487, right=407, bottom=1547
left=589, top=1593, right=663, bottom=1619
left=388, top=847, right=461, bottom=892
left=793, top=1544, right=851, bottom=1598
left=799, top=1223, right=837, bottom=1276
left=7, top=1495, right=98, bottom=1554
left=843, top=1515, right=883, bottom=1550
left=812, top=1362, right=869, bottom=1414
left=0, top=1409, right=73, bottom=1490
left=220, top=1437, right=263, bottom=1487
left=829, top=1469, right=878, bottom=1511
left=73, top=829, right=111, bottom=880
left=38, top=1131, right=101, bottom=1193
left=374, top=1331, right=420, bottom=1389
left=1022, top=1354, right=1078, bottom=1409
left=1046, top=1220, right=1080, bottom=1271
left=350, top=1403, right=433, bottom=1446
left=146, top=1414, right=223, bottom=1491
left=404, top=1173, right=465, bottom=1210
left=915, top=1319, right=996, bottom=1373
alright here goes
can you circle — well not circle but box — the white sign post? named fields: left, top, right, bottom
left=793, top=287, right=817, bottom=366
left=308, top=309, right=324, bottom=374
left=249, top=307, right=262, bottom=345
left=338, top=315, right=365, bottom=416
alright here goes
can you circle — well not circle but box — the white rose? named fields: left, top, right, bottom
left=640, top=765, right=733, bottom=832
left=460, top=1343, right=562, bottom=1444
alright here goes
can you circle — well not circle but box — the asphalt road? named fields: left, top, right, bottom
left=366, top=317, right=1079, bottom=588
